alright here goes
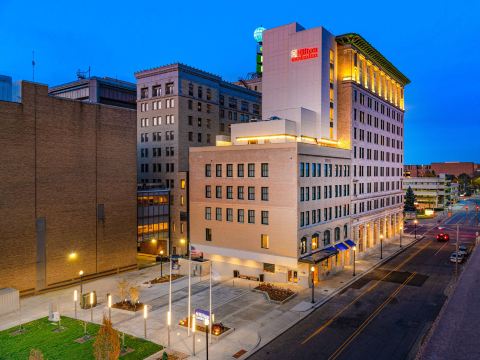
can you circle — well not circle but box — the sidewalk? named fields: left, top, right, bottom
left=0, top=232, right=423, bottom=360
left=419, top=238, right=480, bottom=360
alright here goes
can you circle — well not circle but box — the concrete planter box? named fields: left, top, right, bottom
left=176, top=322, right=234, bottom=340
left=0, top=288, right=19, bottom=316
left=252, top=288, right=297, bottom=305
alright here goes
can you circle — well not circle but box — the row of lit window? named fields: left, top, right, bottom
left=300, top=225, right=349, bottom=254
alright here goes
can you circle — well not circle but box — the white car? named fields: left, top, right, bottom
left=450, top=252, right=464, bottom=263
left=457, top=245, right=470, bottom=257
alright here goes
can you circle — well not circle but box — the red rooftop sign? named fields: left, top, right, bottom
left=290, top=47, right=319, bottom=62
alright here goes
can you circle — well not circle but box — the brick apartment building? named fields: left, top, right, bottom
left=0, top=81, right=137, bottom=295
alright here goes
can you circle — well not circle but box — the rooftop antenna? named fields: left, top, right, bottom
left=32, top=50, right=36, bottom=82
left=76, top=66, right=91, bottom=79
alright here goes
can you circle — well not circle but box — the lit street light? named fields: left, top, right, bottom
left=352, top=246, right=356, bottom=276
left=143, top=305, right=148, bottom=339
left=89, top=291, right=94, bottom=322
left=399, top=226, right=403, bottom=248
left=107, top=294, right=112, bottom=321
left=414, top=219, right=418, bottom=239
left=380, top=234, right=384, bottom=259
left=74, top=290, right=78, bottom=319
left=205, top=318, right=209, bottom=360
left=79, top=270, right=84, bottom=296
left=159, top=250, right=164, bottom=278
left=310, top=266, right=315, bottom=303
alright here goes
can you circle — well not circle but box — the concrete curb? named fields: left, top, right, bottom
left=246, top=235, right=424, bottom=358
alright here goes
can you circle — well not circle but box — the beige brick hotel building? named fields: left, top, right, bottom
left=190, top=23, right=409, bottom=286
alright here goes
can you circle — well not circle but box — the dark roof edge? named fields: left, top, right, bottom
left=336, top=33, right=410, bottom=86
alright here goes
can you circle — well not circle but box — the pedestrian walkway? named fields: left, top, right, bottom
left=0, top=231, right=426, bottom=360
left=419, top=236, right=480, bottom=360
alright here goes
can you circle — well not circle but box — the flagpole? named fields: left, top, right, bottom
left=209, top=259, right=212, bottom=344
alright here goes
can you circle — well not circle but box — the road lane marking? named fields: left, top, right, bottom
left=301, top=240, right=430, bottom=345
left=434, top=241, right=449, bottom=256
left=327, top=272, right=417, bottom=360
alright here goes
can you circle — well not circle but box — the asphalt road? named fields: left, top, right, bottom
left=249, top=198, right=480, bottom=360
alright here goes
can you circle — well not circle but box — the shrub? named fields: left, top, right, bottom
left=29, top=349, right=44, bottom=360
left=93, top=315, right=121, bottom=360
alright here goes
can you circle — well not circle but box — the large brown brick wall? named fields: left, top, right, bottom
left=0, top=81, right=137, bottom=294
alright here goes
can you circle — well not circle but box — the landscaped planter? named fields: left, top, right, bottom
left=253, top=283, right=297, bottom=304
left=143, top=274, right=184, bottom=286
left=112, top=300, right=145, bottom=313
left=177, top=318, right=233, bottom=339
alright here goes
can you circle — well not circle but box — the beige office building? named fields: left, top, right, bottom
left=135, top=64, right=261, bottom=254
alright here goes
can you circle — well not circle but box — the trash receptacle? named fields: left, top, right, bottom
left=233, top=270, right=239, bottom=278
left=80, top=291, right=97, bottom=309
left=259, top=274, right=264, bottom=282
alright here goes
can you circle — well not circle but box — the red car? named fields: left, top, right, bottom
left=436, top=233, right=449, bottom=242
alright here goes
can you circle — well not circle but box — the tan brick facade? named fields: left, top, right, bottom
left=0, top=81, right=137, bottom=295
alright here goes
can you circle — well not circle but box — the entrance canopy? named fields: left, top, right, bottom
left=335, top=243, right=349, bottom=251
left=345, top=239, right=356, bottom=247
left=299, top=247, right=338, bottom=264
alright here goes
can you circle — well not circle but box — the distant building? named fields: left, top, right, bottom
left=135, top=63, right=261, bottom=255
left=0, top=81, right=137, bottom=295
left=0, top=75, right=12, bottom=102
left=49, top=76, right=136, bottom=109
left=403, top=174, right=459, bottom=210
left=137, top=187, right=170, bottom=255
left=405, top=162, right=480, bottom=178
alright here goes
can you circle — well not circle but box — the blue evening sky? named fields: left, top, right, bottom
left=1, top=0, right=478, bottom=164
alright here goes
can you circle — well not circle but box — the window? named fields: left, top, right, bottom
left=238, top=209, right=244, bottom=223
left=334, top=227, right=341, bottom=242
left=261, top=163, right=269, bottom=177
left=226, top=164, right=233, bottom=177
left=261, top=187, right=269, bottom=201
left=261, top=234, right=269, bottom=249
left=205, top=164, right=211, bottom=177
left=216, top=207, right=222, bottom=221
left=216, top=164, right=222, bottom=177
left=205, top=207, right=211, bottom=220
left=301, top=237, right=307, bottom=254
left=216, top=186, right=222, bottom=198
left=238, top=164, right=244, bottom=177
left=248, top=210, right=255, bottom=223
left=205, top=228, right=212, bottom=241
left=312, top=233, right=319, bottom=250
left=248, top=187, right=255, bottom=200
left=261, top=211, right=269, bottom=225
left=323, top=230, right=331, bottom=246
left=237, top=186, right=244, bottom=200
left=152, top=85, right=161, bottom=97
left=165, top=82, right=174, bottom=95
left=226, top=186, right=233, bottom=199
left=205, top=185, right=211, bottom=198
left=344, top=224, right=348, bottom=239
left=140, top=87, right=148, bottom=99
left=248, top=163, right=255, bottom=177
left=226, top=208, right=233, bottom=222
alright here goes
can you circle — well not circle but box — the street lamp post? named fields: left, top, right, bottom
left=192, top=315, right=196, bottom=356
left=74, top=290, right=78, bottom=319
left=108, top=294, right=112, bottom=321
left=79, top=270, right=84, bottom=295
left=380, top=234, right=384, bottom=259
left=89, top=291, right=94, bottom=322
left=352, top=247, right=356, bottom=276
left=159, top=250, right=164, bottom=278
left=143, top=305, right=148, bottom=339
left=167, top=311, right=171, bottom=348
left=399, top=226, right=403, bottom=248
left=414, top=219, right=418, bottom=239
left=310, top=266, right=315, bottom=303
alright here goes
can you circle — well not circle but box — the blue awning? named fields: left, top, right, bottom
left=325, top=246, right=337, bottom=252
left=335, top=243, right=349, bottom=251
left=345, top=239, right=356, bottom=247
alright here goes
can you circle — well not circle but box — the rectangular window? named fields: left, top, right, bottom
left=226, top=164, right=233, bottom=177
left=248, top=163, right=255, bottom=177
left=216, top=207, right=222, bottom=221
left=261, top=211, right=269, bottom=225
left=237, top=164, right=244, bottom=177
left=205, top=185, right=211, bottom=198
left=205, top=207, right=211, bottom=220
left=216, top=164, right=222, bottom=177
left=216, top=186, right=222, bottom=199
left=261, top=234, right=269, bottom=249
left=227, top=186, right=233, bottom=199
left=300, top=162, right=305, bottom=177
left=226, top=208, right=233, bottom=222
left=238, top=209, right=244, bottom=223
left=261, top=163, right=269, bottom=177
left=205, top=228, right=212, bottom=241
left=237, top=186, right=244, bottom=200
left=248, top=186, right=255, bottom=200
left=248, top=210, right=255, bottom=224
left=261, top=187, right=269, bottom=201
left=205, top=164, right=211, bottom=177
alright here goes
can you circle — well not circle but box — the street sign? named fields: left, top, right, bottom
left=195, top=309, right=210, bottom=324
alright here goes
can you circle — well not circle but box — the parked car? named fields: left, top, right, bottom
left=458, top=244, right=470, bottom=257
left=436, top=233, right=450, bottom=242
left=450, top=252, right=464, bottom=263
